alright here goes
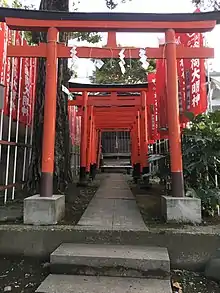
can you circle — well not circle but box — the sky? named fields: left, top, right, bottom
left=20, top=0, right=220, bottom=82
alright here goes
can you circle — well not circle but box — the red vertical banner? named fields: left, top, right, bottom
left=19, top=55, right=32, bottom=125
left=148, top=73, right=159, bottom=142
left=147, top=89, right=153, bottom=143
left=181, top=32, right=207, bottom=115
left=0, top=22, right=8, bottom=85
left=75, top=114, right=81, bottom=146
left=156, top=58, right=167, bottom=130
left=0, top=26, right=36, bottom=124
left=0, top=22, right=10, bottom=118
left=0, top=23, right=5, bottom=84
left=11, top=31, right=22, bottom=120
left=3, top=27, right=11, bottom=116
left=19, top=40, right=37, bottom=126
left=155, top=57, right=168, bottom=138
left=177, top=8, right=207, bottom=116
left=29, top=57, right=37, bottom=125
left=72, top=106, right=76, bottom=144
left=176, top=34, right=186, bottom=121
left=68, top=105, right=76, bottom=145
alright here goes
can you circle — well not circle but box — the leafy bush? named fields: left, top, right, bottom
left=182, top=111, right=220, bottom=217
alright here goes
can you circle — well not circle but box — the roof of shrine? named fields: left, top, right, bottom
left=71, top=93, right=142, bottom=96
left=0, top=7, right=220, bottom=24
left=68, top=82, right=148, bottom=91
left=68, top=82, right=148, bottom=88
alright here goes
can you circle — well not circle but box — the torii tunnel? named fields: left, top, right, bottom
left=1, top=7, right=219, bottom=201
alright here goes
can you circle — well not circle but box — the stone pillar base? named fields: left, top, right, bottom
left=162, top=196, right=202, bottom=224
left=24, top=194, right=65, bottom=225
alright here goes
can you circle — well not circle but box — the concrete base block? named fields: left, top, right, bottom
left=162, top=196, right=202, bottom=224
left=24, top=194, right=65, bottom=225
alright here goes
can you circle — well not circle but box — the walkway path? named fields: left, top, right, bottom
left=76, top=173, right=147, bottom=231
left=36, top=173, right=171, bottom=292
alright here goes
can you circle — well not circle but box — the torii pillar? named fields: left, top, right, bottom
left=78, top=91, right=89, bottom=185
left=162, top=29, right=201, bottom=224
left=86, top=106, right=93, bottom=175
left=132, top=112, right=141, bottom=183
left=24, top=27, right=65, bottom=225
left=90, top=127, right=98, bottom=180
left=140, top=90, right=150, bottom=185
left=165, top=29, right=184, bottom=198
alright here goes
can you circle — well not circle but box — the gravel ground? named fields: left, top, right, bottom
left=0, top=257, right=219, bottom=293
left=171, top=269, right=220, bottom=293
left=0, top=257, right=49, bottom=293
left=0, top=178, right=102, bottom=225
left=128, top=180, right=220, bottom=227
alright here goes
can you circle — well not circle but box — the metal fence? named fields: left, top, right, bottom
left=0, top=119, right=34, bottom=204
left=69, top=107, right=81, bottom=178
left=101, top=131, right=130, bottom=155
left=0, top=25, right=81, bottom=203
left=0, top=25, right=36, bottom=204
left=70, top=144, right=80, bottom=178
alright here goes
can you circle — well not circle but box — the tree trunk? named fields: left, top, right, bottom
left=27, top=0, right=72, bottom=195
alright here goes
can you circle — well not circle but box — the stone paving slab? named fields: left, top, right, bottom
left=95, top=189, right=133, bottom=199
left=36, top=274, right=172, bottom=293
left=77, top=198, right=114, bottom=229
left=50, top=243, right=170, bottom=275
left=113, top=200, right=147, bottom=230
left=77, top=174, right=147, bottom=231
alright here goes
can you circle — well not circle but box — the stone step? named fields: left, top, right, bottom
left=50, top=243, right=170, bottom=278
left=36, top=274, right=172, bottom=293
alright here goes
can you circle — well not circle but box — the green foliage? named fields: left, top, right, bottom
left=70, top=32, right=101, bottom=44
left=0, top=0, right=36, bottom=44
left=2, top=0, right=101, bottom=45
left=0, top=0, right=35, bottom=9
left=192, top=0, right=220, bottom=10
left=105, top=0, right=132, bottom=9
left=90, top=58, right=155, bottom=84
left=182, top=111, right=220, bottom=216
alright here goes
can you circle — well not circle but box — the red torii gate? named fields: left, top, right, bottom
left=69, top=86, right=147, bottom=182
left=5, top=13, right=215, bottom=201
left=66, top=29, right=214, bottom=194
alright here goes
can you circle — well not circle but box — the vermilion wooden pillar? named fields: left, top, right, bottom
left=165, top=29, right=184, bottom=197
left=79, top=91, right=88, bottom=182
left=86, top=106, right=93, bottom=173
left=133, top=112, right=141, bottom=182
left=90, top=125, right=97, bottom=180
left=137, top=111, right=141, bottom=169
left=131, top=124, right=136, bottom=175
left=40, top=27, right=58, bottom=197
left=92, top=128, right=98, bottom=169
left=90, top=124, right=95, bottom=167
left=94, top=128, right=98, bottom=166
left=97, top=130, right=102, bottom=170
left=89, top=120, right=94, bottom=179
left=130, top=126, right=135, bottom=167
left=140, top=91, right=149, bottom=176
